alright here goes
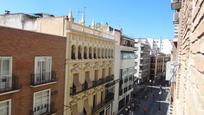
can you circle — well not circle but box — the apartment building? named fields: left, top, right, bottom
left=150, top=53, right=170, bottom=81
left=134, top=38, right=151, bottom=83
left=0, top=11, right=116, bottom=115
left=0, top=12, right=66, bottom=36
left=0, top=26, right=66, bottom=115
left=112, top=30, right=137, bottom=114
left=147, top=38, right=172, bottom=55
left=64, top=14, right=115, bottom=115
left=171, top=0, right=204, bottom=114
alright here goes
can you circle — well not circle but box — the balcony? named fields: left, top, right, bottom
left=31, top=71, right=57, bottom=87
left=70, top=75, right=114, bottom=96
left=171, top=0, right=181, bottom=11
left=173, top=12, right=179, bottom=24
left=0, top=75, right=21, bottom=95
left=119, top=89, right=123, bottom=96
left=30, top=102, right=57, bottom=115
left=92, top=93, right=114, bottom=113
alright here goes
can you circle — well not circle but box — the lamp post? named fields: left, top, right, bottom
left=131, top=103, right=134, bottom=115
left=158, top=90, right=162, bottom=111
left=149, top=80, right=152, bottom=93
left=125, top=108, right=128, bottom=115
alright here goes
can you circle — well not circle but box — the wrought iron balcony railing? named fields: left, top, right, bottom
left=92, top=93, right=114, bottom=113
left=30, top=102, right=57, bottom=115
left=31, top=71, right=57, bottom=86
left=70, top=75, right=114, bottom=96
left=0, top=75, right=21, bottom=94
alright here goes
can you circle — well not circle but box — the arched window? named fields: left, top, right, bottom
left=71, top=45, right=76, bottom=59
left=78, top=46, right=82, bottom=59
left=94, top=48, right=96, bottom=59
left=108, top=49, right=111, bottom=58
left=84, top=47, right=87, bottom=59
left=89, top=47, right=92, bottom=59
left=105, top=49, right=108, bottom=58
left=98, top=48, right=100, bottom=58
left=111, top=49, right=114, bottom=58
left=102, top=48, right=104, bottom=58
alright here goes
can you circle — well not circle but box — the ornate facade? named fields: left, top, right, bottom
left=64, top=17, right=115, bottom=115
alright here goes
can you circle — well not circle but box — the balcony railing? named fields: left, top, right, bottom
left=92, top=93, right=114, bottom=113
left=30, top=102, right=57, bottom=115
left=70, top=75, right=114, bottom=96
left=171, top=0, right=181, bottom=11
left=0, top=75, right=21, bottom=94
left=173, top=12, right=179, bottom=24
left=31, top=71, right=57, bottom=86
left=119, top=89, right=123, bottom=96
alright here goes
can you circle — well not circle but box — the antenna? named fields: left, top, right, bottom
left=83, top=6, right=87, bottom=23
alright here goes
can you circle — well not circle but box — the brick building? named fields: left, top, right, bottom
left=0, top=26, right=66, bottom=115
left=171, top=0, right=204, bottom=114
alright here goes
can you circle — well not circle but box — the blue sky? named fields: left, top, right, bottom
left=0, top=0, right=174, bottom=39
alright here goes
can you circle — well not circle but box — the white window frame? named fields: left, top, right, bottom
left=0, top=57, right=12, bottom=90
left=33, top=89, right=51, bottom=115
left=34, top=56, right=52, bottom=83
left=0, top=99, right=11, bottom=115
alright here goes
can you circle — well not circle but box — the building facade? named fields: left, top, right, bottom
left=147, top=38, right=172, bottom=55
left=134, top=38, right=151, bottom=83
left=63, top=16, right=115, bottom=115
left=0, top=26, right=66, bottom=115
left=112, top=31, right=137, bottom=114
left=150, top=53, right=170, bottom=82
left=171, top=0, right=204, bottom=114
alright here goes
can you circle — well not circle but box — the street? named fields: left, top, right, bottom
left=119, top=85, right=171, bottom=115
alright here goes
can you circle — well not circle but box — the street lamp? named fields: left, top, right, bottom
left=125, top=108, right=128, bottom=115
left=149, top=80, right=152, bottom=93
left=131, top=103, right=135, bottom=115
left=128, top=106, right=131, bottom=115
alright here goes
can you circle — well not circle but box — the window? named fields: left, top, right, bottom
left=98, top=48, right=101, bottom=58
left=78, top=46, right=82, bottom=59
left=89, top=47, right=92, bottom=59
left=0, top=99, right=11, bottom=115
left=0, top=57, right=12, bottom=91
left=94, top=48, right=96, bottom=59
left=102, top=69, right=105, bottom=78
left=121, top=51, right=135, bottom=59
left=34, top=57, right=52, bottom=84
left=84, top=47, right=87, bottom=59
left=93, top=95, right=96, bottom=107
left=71, top=45, right=76, bottom=59
left=33, top=89, right=51, bottom=115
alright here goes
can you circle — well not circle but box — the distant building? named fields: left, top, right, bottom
left=150, top=53, right=170, bottom=81
left=147, top=38, right=172, bottom=55
left=134, top=38, right=151, bottom=83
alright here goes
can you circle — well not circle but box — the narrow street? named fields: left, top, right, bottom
left=119, top=85, right=171, bottom=115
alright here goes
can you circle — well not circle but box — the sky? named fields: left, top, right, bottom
left=0, top=0, right=174, bottom=39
